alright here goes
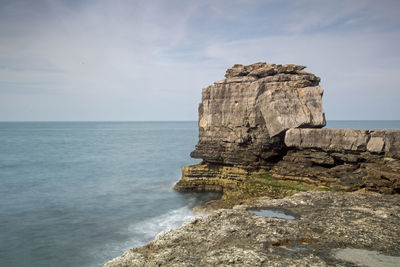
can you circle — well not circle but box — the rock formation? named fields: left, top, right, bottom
left=175, top=62, right=400, bottom=196
left=104, top=62, right=400, bottom=266
left=104, top=192, right=400, bottom=266
left=191, top=62, right=326, bottom=166
left=275, top=129, right=400, bottom=193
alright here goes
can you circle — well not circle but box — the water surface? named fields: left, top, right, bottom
left=1, top=120, right=399, bottom=266
left=0, top=122, right=214, bottom=267
left=249, top=209, right=296, bottom=220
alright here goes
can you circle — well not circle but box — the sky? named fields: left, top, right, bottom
left=0, top=0, right=399, bottom=121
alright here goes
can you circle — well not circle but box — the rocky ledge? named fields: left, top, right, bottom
left=275, top=128, right=400, bottom=194
left=105, top=62, right=400, bottom=266
left=104, top=192, right=400, bottom=266
left=175, top=62, right=400, bottom=203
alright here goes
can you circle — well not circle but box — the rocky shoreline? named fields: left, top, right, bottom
left=104, top=62, right=400, bottom=266
left=105, top=192, right=400, bottom=266
left=174, top=127, right=400, bottom=209
left=175, top=62, right=400, bottom=208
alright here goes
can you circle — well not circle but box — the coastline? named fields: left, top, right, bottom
left=174, top=128, right=400, bottom=210
left=104, top=63, right=400, bottom=266
left=104, top=191, right=400, bottom=266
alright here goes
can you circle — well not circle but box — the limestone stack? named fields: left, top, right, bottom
left=191, top=62, right=326, bottom=166
left=175, top=62, right=400, bottom=195
left=104, top=62, right=400, bottom=267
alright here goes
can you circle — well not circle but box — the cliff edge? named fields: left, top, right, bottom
left=191, top=62, right=326, bottom=166
left=104, top=62, right=400, bottom=266
left=175, top=62, right=400, bottom=205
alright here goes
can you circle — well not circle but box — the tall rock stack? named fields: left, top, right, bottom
left=191, top=62, right=326, bottom=166
left=175, top=62, right=400, bottom=195
left=105, top=62, right=400, bottom=267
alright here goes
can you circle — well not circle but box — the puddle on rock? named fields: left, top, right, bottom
left=335, top=248, right=400, bottom=267
left=249, top=209, right=296, bottom=220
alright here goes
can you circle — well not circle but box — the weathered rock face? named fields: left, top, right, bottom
left=273, top=129, right=400, bottom=194
left=104, top=192, right=400, bottom=266
left=285, top=128, right=400, bottom=157
left=178, top=62, right=400, bottom=196
left=191, top=62, right=326, bottom=165
left=174, top=163, right=329, bottom=209
left=105, top=63, right=400, bottom=266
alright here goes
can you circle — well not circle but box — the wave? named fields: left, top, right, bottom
left=98, top=192, right=219, bottom=266
left=127, top=205, right=202, bottom=247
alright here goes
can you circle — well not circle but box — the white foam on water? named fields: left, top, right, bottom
left=126, top=205, right=199, bottom=247
left=98, top=192, right=218, bottom=266
left=96, top=205, right=200, bottom=266
left=122, top=192, right=219, bottom=249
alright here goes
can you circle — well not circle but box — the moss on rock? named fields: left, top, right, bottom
left=174, top=163, right=330, bottom=210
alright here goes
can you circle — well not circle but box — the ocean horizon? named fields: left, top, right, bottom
left=1, top=120, right=400, bottom=129
left=1, top=120, right=399, bottom=267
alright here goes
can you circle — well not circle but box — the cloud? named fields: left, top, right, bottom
left=0, top=0, right=399, bottom=120
left=204, top=29, right=400, bottom=119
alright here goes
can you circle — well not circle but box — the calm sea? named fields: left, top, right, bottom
left=0, top=120, right=399, bottom=267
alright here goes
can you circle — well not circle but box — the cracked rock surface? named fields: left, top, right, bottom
left=191, top=62, right=326, bottom=166
left=104, top=192, right=400, bottom=267
left=105, top=62, right=400, bottom=266
left=285, top=128, right=400, bottom=157
left=272, top=128, right=400, bottom=193
left=179, top=62, right=400, bottom=195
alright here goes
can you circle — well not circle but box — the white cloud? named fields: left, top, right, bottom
left=204, top=30, right=400, bottom=119
left=0, top=0, right=399, bottom=120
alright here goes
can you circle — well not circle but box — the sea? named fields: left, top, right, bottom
left=0, top=120, right=399, bottom=267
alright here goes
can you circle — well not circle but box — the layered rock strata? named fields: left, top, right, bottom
left=104, top=192, right=400, bottom=266
left=274, top=129, right=400, bottom=193
left=176, top=164, right=324, bottom=209
left=105, top=63, right=400, bottom=266
left=176, top=62, right=400, bottom=197
left=191, top=62, right=326, bottom=166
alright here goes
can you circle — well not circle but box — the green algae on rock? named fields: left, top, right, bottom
left=105, top=62, right=400, bottom=266
left=174, top=163, right=329, bottom=209
left=175, top=62, right=400, bottom=206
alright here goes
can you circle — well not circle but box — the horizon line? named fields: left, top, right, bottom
left=0, top=119, right=400, bottom=123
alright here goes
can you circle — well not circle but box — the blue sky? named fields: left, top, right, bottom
left=0, top=0, right=399, bottom=121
